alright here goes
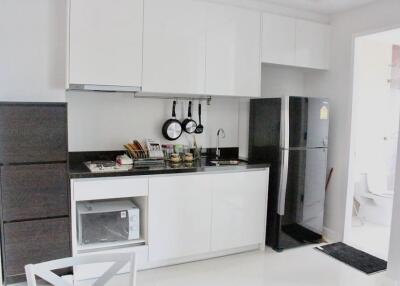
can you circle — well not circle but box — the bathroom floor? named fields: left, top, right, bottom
left=350, top=216, right=391, bottom=260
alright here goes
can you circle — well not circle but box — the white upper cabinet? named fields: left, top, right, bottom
left=205, top=4, right=261, bottom=97
left=261, top=13, right=330, bottom=70
left=295, top=19, right=331, bottom=70
left=142, top=0, right=261, bottom=97
left=68, top=0, right=143, bottom=88
left=262, top=13, right=296, bottom=66
left=142, top=0, right=206, bottom=94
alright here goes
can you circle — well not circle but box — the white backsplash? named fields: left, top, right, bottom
left=67, top=91, right=240, bottom=151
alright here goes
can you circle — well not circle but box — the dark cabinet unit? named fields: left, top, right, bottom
left=0, top=104, right=67, bottom=163
left=1, top=164, right=69, bottom=222
left=0, top=103, right=71, bottom=284
left=3, top=218, right=71, bottom=279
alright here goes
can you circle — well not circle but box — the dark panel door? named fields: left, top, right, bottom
left=0, top=104, right=67, bottom=163
left=248, top=98, right=282, bottom=163
left=300, top=148, right=328, bottom=234
left=1, top=164, right=69, bottom=222
left=277, top=148, right=327, bottom=248
left=3, top=217, right=71, bottom=277
left=288, top=97, right=329, bottom=148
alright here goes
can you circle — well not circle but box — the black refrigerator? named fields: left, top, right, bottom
left=248, top=96, right=329, bottom=251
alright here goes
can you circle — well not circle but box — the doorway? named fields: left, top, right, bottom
left=345, top=29, right=400, bottom=260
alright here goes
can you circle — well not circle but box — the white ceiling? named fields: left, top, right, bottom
left=256, top=0, right=378, bottom=14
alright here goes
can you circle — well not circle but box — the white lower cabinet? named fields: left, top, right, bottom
left=71, top=169, right=269, bottom=279
left=210, top=171, right=268, bottom=251
left=148, top=174, right=213, bottom=261
left=148, top=170, right=269, bottom=262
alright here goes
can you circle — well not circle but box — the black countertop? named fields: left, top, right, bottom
left=69, top=150, right=269, bottom=179
left=69, top=159, right=269, bottom=179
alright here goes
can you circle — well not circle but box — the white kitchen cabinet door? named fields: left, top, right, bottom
left=68, top=0, right=143, bottom=87
left=142, top=0, right=206, bottom=94
left=148, top=174, right=212, bottom=261
left=210, top=170, right=268, bottom=251
left=205, top=4, right=261, bottom=97
left=295, top=20, right=330, bottom=70
left=262, top=13, right=296, bottom=66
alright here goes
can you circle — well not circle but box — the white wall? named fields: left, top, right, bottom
left=67, top=92, right=240, bottom=151
left=389, top=141, right=400, bottom=279
left=303, top=0, right=400, bottom=280
left=0, top=0, right=66, bottom=102
left=261, top=64, right=306, bottom=98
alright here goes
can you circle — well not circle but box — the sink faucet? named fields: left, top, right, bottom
left=216, top=128, right=226, bottom=159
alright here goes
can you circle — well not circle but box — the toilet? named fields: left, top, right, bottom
left=354, top=172, right=394, bottom=226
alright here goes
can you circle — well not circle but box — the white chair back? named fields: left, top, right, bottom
left=25, top=252, right=136, bottom=286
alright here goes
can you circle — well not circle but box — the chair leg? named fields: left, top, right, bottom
left=25, top=265, right=38, bottom=286
left=129, top=253, right=137, bottom=286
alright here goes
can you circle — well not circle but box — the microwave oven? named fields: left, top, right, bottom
left=77, top=199, right=140, bottom=245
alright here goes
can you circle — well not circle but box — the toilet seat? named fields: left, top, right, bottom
left=354, top=173, right=393, bottom=226
left=367, top=189, right=394, bottom=198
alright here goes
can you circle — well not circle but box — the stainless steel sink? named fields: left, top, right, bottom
left=209, top=160, right=240, bottom=166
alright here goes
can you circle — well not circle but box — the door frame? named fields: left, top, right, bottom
left=344, top=24, right=400, bottom=250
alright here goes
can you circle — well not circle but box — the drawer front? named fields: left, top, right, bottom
left=3, top=217, right=71, bottom=277
left=0, top=104, right=67, bottom=163
left=73, top=177, right=148, bottom=201
left=1, top=164, right=69, bottom=222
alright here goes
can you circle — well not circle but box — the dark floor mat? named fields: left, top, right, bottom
left=315, top=242, right=387, bottom=275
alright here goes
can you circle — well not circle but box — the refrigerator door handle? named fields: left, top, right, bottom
left=280, top=96, right=290, bottom=149
left=277, top=149, right=289, bottom=216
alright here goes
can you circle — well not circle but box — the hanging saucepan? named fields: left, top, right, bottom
left=181, top=101, right=197, bottom=134
left=162, top=101, right=183, bottom=141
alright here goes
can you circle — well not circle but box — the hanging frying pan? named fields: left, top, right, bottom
left=195, top=102, right=204, bottom=134
left=182, top=101, right=197, bottom=134
left=162, top=101, right=182, bottom=141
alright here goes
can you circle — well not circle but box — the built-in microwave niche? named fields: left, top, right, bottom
left=76, top=197, right=147, bottom=254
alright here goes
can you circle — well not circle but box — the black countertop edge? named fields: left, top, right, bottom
left=68, top=148, right=269, bottom=179
left=69, top=162, right=270, bottom=179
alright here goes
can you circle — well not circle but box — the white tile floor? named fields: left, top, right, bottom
left=350, top=218, right=391, bottom=260
left=12, top=246, right=400, bottom=286
left=135, top=246, right=399, bottom=286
